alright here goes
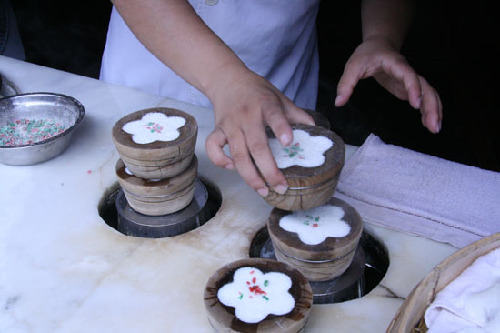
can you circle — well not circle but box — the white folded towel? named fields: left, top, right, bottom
left=425, top=248, right=500, bottom=332
left=335, top=134, right=500, bottom=248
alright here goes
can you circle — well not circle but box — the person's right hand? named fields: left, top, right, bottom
left=205, top=70, right=315, bottom=197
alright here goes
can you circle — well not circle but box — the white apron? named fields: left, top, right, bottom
left=100, top=0, right=320, bottom=109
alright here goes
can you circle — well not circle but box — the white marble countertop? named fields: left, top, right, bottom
left=0, top=56, right=457, bottom=333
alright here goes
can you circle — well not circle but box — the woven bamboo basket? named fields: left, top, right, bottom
left=386, top=232, right=500, bottom=333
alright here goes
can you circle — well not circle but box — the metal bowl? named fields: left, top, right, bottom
left=0, top=93, right=85, bottom=165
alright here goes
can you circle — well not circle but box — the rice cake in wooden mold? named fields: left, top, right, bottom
left=264, top=125, right=345, bottom=211
left=267, top=197, right=363, bottom=282
left=204, top=258, right=313, bottom=333
left=112, top=107, right=197, bottom=179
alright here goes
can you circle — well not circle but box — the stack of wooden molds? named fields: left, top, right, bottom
left=265, top=124, right=363, bottom=282
left=112, top=107, right=198, bottom=216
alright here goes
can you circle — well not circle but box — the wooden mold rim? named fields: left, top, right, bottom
left=115, top=155, right=198, bottom=197
left=121, top=179, right=196, bottom=199
left=274, top=245, right=359, bottom=264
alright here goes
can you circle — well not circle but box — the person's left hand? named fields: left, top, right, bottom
left=335, top=36, right=443, bottom=133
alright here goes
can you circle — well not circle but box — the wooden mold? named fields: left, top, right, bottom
left=112, top=107, right=197, bottom=179
left=267, top=197, right=363, bottom=282
left=263, top=125, right=345, bottom=211
left=115, top=155, right=198, bottom=216
left=114, top=178, right=209, bottom=238
left=204, top=258, right=313, bottom=333
left=302, top=109, right=330, bottom=129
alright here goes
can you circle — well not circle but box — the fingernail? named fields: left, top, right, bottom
left=334, top=95, right=343, bottom=106
left=257, top=187, right=269, bottom=197
left=280, top=133, right=292, bottom=146
left=274, top=184, right=288, bottom=195
left=436, top=120, right=442, bottom=133
left=225, top=162, right=234, bottom=170
left=415, top=95, right=422, bottom=109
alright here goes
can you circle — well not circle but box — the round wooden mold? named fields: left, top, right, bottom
left=267, top=197, right=363, bottom=282
left=263, top=125, right=345, bottom=211
left=115, top=155, right=198, bottom=216
left=114, top=178, right=209, bottom=238
left=204, top=258, right=313, bottom=333
left=302, top=109, right=330, bottom=130
left=112, top=107, right=198, bottom=179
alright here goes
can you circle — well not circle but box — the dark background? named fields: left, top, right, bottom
left=8, top=0, right=499, bottom=172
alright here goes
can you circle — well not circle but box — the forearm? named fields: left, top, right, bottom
left=361, top=0, right=415, bottom=50
left=111, top=0, right=248, bottom=102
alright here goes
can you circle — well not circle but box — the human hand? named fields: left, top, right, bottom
left=335, top=36, right=443, bottom=133
left=205, top=70, right=315, bottom=197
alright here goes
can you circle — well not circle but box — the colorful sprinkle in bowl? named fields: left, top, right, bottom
left=0, top=93, right=85, bottom=165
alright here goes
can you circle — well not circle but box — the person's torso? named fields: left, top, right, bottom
left=100, top=0, right=321, bottom=109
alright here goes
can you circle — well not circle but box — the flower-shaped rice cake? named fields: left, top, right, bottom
left=122, top=112, right=185, bottom=144
left=217, top=267, right=295, bottom=323
left=279, top=205, right=350, bottom=245
left=268, top=129, right=333, bottom=169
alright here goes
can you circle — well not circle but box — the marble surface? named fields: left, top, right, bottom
left=0, top=56, right=457, bottom=332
